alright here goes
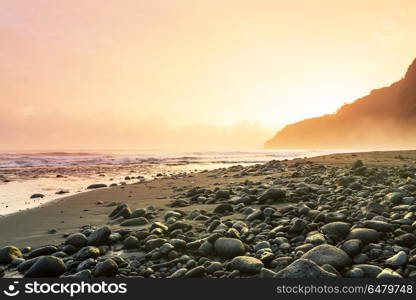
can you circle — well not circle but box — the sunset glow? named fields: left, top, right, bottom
left=1, top=0, right=416, bottom=150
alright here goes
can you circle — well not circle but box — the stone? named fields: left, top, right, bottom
left=274, top=259, right=337, bottom=278
left=74, top=246, right=100, bottom=261
left=184, top=266, right=205, bottom=278
left=346, top=228, right=380, bottom=244
left=376, top=268, right=403, bottom=278
left=394, top=233, right=416, bottom=247
left=385, top=251, right=407, bottom=267
left=301, top=244, right=351, bottom=269
left=26, top=246, right=59, bottom=259
left=93, top=259, right=118, bottom=277
left=213, top=204, right=233, bottom=214
left=87, top=184, right=107, bottom=189
left=214, top=238, right=245, bottom=259
left=231, top=256, right=264, bottom=274
left=120, top=217, right=149, bottom=227
left=321, top=222, right=351, bottom=239
left=259, top=188, right=286, bottom=203
left=65, top=233, right=88, bottom=248
left=25, top=256, right=66, bottom=277
left=88, top=227, right=111, bottom=246
left=123, top=236, right=140, bottom=249
left=362, top=220, right=393, bottom=232
left=341, top=239, right=363, bottom=257
left=385, top=192, right=403, bottom=204
left=0, top=246, right=23, bottom=264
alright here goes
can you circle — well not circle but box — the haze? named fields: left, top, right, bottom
left=1, top=0, right=416, bottom=151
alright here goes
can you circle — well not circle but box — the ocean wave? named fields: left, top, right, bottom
left=0, top=150, right=330, bottom=168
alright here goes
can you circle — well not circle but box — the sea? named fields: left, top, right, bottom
left=0, top=149, right=337, bottom=215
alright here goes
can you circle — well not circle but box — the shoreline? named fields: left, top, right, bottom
left=1, top=149, right=416, bottom=247
left=1, top=149, right=416, bottom=278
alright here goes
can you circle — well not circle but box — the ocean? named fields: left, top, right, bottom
left=0, top=149, right=335, bottom=215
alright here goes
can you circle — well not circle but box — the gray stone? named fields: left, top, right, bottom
left=274, top=259, right=337, bottom=278
left=301, top=244, right=351, bottom=269
left=25, top=256, right=66, bottom=277
left=231, top=256, right=264, bottom=274
left=214, top=238, right=245, bottom=259
left=87, top=227, right=111, bottom=246
left=347, top=228, right=380, bottom=244
left=93, top=258, right=118, bottom=277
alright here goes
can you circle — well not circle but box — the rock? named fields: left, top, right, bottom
left=215, top=190, right=230, bottom=200
left=394, top=233, right=416, bottom=247
left=274, top=259, right=337, bottom=278
left=0, top=246, right=23, bottom=264
left=254, top=241, right=271, bottom=252
left=352, top=160, right=364, bottom=169
left=65, top=233, right=88, bottom=248
left=26, top=246, right=59, bottom=259
left=385, top=251, right=407, bottom=267
left=113, top=206, right=132, bottom=219
left=213, top=204, right=233, bottom=214
left=354, top=264, right=383, bottom=278
left=74, top=246, right=100, bottom=261
left=64, top=270, right=92, bottom=279
left=130, top=208, right=146, bottom=218
left=214, top=238, right=245, bottom=259
left=301, top=244, right=351, bottom=269
left=259, top=268, right=277, bottom=278
left=321, top=222, right=351, bottom=239
left=30, top=193, right=44, bottom=199
left=341, top=239, right=363, bottom=257
left=25, top=256, right=66, bottom=277
left=362, top=220, right=393, bottom=232
left=167, top=268, right=188, bottom=278
left=109, top=204, right=126, bottom=218
left=88, top=226, right=111, bottom=246
left=366, top=202, right=385, bottom=215
left=231, top=256, right=264, bottom=274
left=198, top=241, right=214, bottom=256
left=347, top=228, right=381, bottom=244
left=259, top=188, right=286, bottom=203
left=120, top=217, right=149, bottom=227
left=376, top=268, right=403, bottom=278
left=87, top=184, right=107, bottom=189
left=93, top=259, right=118, bottom=277
left=385, top=192, right=403, bottom=204
left=123, top=236, right=140, bottom=249
left=289, top=218, right=307, bottom=233
left=184, top=266, right=205, bottom=278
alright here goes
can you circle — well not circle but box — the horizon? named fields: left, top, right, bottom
left=1, top=1, right=416, bottom=150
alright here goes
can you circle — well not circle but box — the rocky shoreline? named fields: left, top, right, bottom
left=1, top=157, right=416, bottom=278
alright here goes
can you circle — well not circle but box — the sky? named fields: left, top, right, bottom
left=1, top=0, right=416, bottom=151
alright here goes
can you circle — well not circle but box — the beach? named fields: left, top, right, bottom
left=1, top=150, right=416, bottom=278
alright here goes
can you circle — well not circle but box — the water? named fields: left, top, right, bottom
left=0, top=149, right=334, bottom=215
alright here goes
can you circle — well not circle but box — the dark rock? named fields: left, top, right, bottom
left=214, top=238, right=245, bottom=259
left=87, top=227, right=111, bottom=246
left=25, top=256, right=66, bottom=277
left=65, top=233, right=88, bottom=248
left=93, top=258, right=118, bottom=277
left=87, top=184, right=107, bottom=189
left=120, top=217, right=149, bottom=227
left=347, top=228, right=381, bottom=244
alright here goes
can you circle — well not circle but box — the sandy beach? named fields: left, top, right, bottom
left=1, top=149, right=416, bottom=278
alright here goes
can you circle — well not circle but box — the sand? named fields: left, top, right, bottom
left=1, top=149, right=415, bottom=249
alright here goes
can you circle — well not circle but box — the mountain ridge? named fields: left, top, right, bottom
left=265, top=58, right=416, bottom=150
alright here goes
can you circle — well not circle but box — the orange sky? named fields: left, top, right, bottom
left=1, top=0, right=416, bottom=150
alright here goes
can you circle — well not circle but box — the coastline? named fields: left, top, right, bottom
left=1, top=149, right=415, bottom=248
